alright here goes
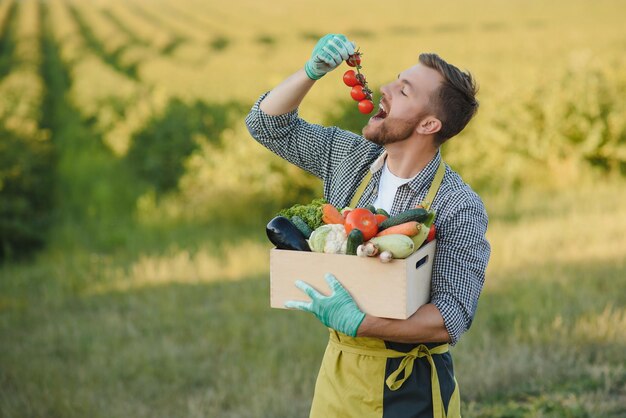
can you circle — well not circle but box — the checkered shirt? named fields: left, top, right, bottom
left=246, top=92, right=491, bottom=345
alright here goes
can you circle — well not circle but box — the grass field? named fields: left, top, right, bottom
left=1, top=0, right=626, bottom=416
left=1, top=182, right=626, bottom=417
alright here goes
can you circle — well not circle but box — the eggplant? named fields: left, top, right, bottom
left=266, top=216, right=311, bottom=251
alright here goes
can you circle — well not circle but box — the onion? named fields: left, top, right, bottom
left=356, top=244, right=368, bottom=257
left=379, top=251, right=393, bottom=263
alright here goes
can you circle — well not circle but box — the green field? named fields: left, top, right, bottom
left=1, top=0, right=626, bottom=416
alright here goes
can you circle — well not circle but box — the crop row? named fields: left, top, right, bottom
left=0, top=0, right=47, bottom=142
left=0, top=0, right=53, bottom=259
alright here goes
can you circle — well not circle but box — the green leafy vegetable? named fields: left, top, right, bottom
left=277, top=198, right=327, bottom=231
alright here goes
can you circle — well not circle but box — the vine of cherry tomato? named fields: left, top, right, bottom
left=343, top=70, right=359, bottom=87
left=350, top=85, right=367, bottom=101
left=342, top=50, right=374, bottom=114
left=346, top=54, right=361, bottom=67
left=358, top=100, right=374, bottom=114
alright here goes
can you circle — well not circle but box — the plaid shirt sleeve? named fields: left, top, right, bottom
left=430, top=190, right=491, bottom=345
left=245, top=92, right=365, bottom=183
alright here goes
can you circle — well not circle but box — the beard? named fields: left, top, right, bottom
left=362, top=115, right=421, bottom=146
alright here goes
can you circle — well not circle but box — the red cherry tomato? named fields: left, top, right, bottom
left=343, top=70, right=360, bottom=87
left=345, top=208, right=378, bottom=241
left=426, top=224, right=436, bottom=242
left=346, top=54, right=361, bottom=67
left=351, top=85, right=366, bottom=101
left=358, top=99, right=374, bottom=114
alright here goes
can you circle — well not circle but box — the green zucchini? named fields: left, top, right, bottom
left=379, top=208, right=430, bottom=231
left=291, top=215, right=313, bottom=238
left=369, top=234, right=415, bottom=259
left=346, top=229, right=364, bottom=255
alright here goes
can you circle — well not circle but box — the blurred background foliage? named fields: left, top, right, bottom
left=1, top=0, right=625, bottom=257
left=1, top=0, right=625, bottom=416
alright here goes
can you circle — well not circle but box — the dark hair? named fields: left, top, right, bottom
left=418, top=53, right=479, bottom=145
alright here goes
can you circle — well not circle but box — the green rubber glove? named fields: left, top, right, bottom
left=285, top=273, right=366, bottom=337
left=304, top=34, right=356, bottom=80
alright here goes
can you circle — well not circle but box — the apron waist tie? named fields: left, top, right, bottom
left=329, top=337, right=450, bottom=418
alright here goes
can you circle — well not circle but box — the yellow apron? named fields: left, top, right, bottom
left=310, top=330, right=460, bottom=418
left=310, top=160, right=460, bottom=418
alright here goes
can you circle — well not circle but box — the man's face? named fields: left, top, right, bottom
left=362, top=63, right=443, bottom=146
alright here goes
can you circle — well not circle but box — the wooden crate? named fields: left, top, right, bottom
left=269, top=240, right=436, bottom=320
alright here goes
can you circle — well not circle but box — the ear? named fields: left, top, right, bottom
left=415, top=116, right=442, bottom=136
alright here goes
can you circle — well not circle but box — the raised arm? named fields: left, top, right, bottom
left=260, top=34, right=355, bottom=115
left=246, top=34, right=367, bottom=181
left=259, top=69, right=315, bottom=116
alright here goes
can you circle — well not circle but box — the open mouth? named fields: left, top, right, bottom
left=371, top=102, right=388, bottom=121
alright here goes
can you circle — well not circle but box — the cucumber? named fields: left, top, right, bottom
left=423, top=210, right=436, bottom=227
left=291, top=216, right=313, bottom=238
left=375, top=208, right=390, bottom=217
left=369, top=234, right=415, bottom=259
left=346, top=229, right=364, bottom=256
left=366, top=204, right=377, bottom=214
left=379, top=208, right=430, bottom=231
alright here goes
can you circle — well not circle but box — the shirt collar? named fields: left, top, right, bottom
left=369, top=149, right=442, bottom=193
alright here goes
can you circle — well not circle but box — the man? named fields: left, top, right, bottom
left=246, top=34, right=490, bottom=418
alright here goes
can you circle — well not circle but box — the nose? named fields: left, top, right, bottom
left=380, top=78, right=400, bottom=99
left=380, top=83, right=391, bottom=99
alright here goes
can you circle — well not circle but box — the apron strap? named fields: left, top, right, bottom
left=421, top=160, right=445, bottom=210
left=349, top=158, right=445, bottom=211
left=385, top=344, right=449, bottom=418
left=349, top=169, right=373, bottom=209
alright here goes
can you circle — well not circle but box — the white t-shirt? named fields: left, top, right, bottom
left=372, top=161, right=416, bottom=213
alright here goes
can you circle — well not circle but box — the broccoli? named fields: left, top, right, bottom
left=277, top=198, right=327, bottom=231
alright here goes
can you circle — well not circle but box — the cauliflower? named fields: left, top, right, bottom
left=307, top=224, right=348, bottom=254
